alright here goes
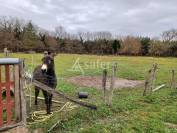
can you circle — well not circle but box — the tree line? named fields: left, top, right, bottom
left=0, top=16, right=177, bottom=57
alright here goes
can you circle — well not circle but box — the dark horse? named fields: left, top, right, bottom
left=33, top=54, right=57, bottom=114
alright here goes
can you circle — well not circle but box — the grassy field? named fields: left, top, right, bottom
left=1, top=53, right=177, bottom=133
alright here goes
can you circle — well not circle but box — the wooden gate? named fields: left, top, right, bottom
left=0, top=58, right=26, bottom=131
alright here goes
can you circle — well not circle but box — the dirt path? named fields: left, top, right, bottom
left=67, top=76, right=144, bottom=90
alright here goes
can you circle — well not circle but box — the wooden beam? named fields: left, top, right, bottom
left=25, top=95, right=64, bottom=104
left=0, top=122, right=24, bottom=132
left=30, top=79, right=97, bottom=110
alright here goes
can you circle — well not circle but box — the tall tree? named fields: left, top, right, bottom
left=22, top=21, right=44, bottom=51
left=112, top=40, right=121, bottom=55
left=140, top=37, right=151, bottom=55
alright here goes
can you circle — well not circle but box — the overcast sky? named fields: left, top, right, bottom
left=0, top=0, right=177, bottom=37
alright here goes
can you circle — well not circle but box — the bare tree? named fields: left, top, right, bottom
left=0, top=16, right=15, bottom=32
left=38, top=28, right=49, bottom=47
left=78, top=32, right=85, bottom=44
left=94, top=31, right=112, bottom=40
left=55, top=25, right=67, bottom=39
left=162, top=29, right=177, bottom=42
left=13, top=18, right=25, bottom=40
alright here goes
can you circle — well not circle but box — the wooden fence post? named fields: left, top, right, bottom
left=102, top=69, right=107, bottom=104
left=171, top=69, right=176, bottom=89
left=143, top=64, right=158, bottom=96
left=143, top=69, right=151, bottom=96
left=19, top=60, right=27, bottom=124
left=4, top=48, right=9, bottom=57
left=151, top=64, right=158, bottom=92
left=108, top=63, right=117, bottom=106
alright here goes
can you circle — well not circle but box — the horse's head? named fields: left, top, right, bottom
left=41, top=55, right=54, bottom=74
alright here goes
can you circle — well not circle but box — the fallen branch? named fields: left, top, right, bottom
left=165, top=122, right=177, bottom=129
left=48, top=120, right=61, bottom=133
left=152, top=84, right=165, bottom=92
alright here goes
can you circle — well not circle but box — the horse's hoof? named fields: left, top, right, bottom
left=35, top=101, right=38, bottom=105
left=47, top=112, right=51, bottom=114
left=47, top=109, right=51, bottom=114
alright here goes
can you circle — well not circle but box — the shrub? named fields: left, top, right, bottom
left=120, top=36, right=141, bottom=55
left=149, top=40, right=169, bottom=56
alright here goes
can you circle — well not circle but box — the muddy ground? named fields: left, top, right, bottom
left=67, top=76, right=144, bottom=90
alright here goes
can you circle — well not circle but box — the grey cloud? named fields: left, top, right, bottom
left=0, top=0, right=177, bottom=37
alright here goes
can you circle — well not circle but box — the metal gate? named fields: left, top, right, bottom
left=0, top=58, right=26, bottom=131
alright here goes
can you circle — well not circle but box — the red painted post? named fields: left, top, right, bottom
left=0, top=65, right=3, bottom=126
left=5, top=65, right=12, bottom=124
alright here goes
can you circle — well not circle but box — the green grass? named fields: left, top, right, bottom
left=1, top=53, right=177, bottom=132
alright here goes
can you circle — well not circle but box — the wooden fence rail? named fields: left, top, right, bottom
left=31, top=79, right=97, bottom=110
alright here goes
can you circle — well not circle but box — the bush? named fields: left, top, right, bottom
left=149, top=40, right=169, bottom=56
left=120, top=36, right=141, bottom=55
left=168, top=41, right=177, bottom=57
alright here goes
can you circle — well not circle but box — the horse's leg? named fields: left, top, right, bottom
left=35, top=87, right=40, bottom=105
left=49, top=94, right=53, bottom=113
left=42, top=90, right=50, bottom=114
left=46, top=94, right=52, bottom=114
left=42, top=90, right=47, bottom=104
